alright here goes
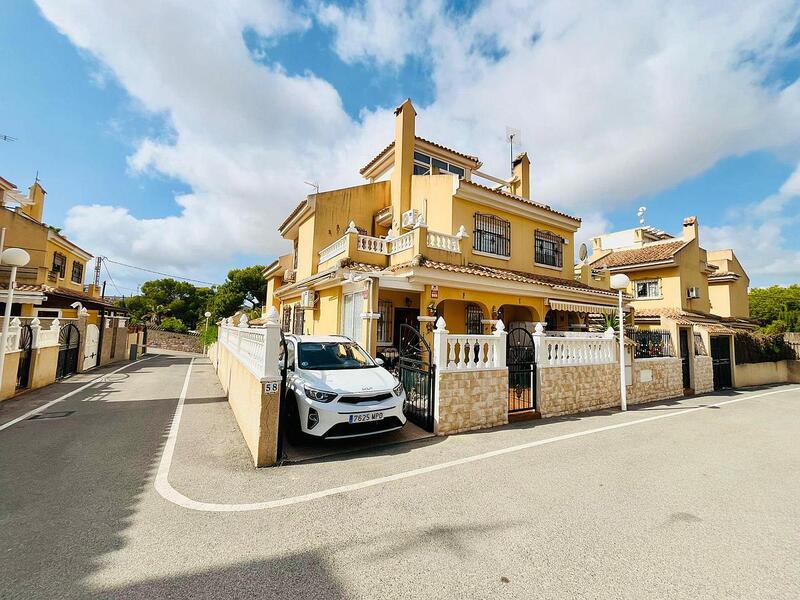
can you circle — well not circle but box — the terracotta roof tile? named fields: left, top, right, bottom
left=0, top=283, right=44, bottom=293
left=360, top=136, right=481, bottom=175
left=459, top=180, right=580, bottom=223
left=390, top=257, right=619, bottom=298
left=589, top=240, right=688, bottom=269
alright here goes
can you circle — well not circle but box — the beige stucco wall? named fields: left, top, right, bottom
left=733, top=360, right=800, bottom=387
left=435, top=368, right=508, bottom=435
left=210, top=341, right=281, bottom=467
left=0, top=351, right=21, bottom=401
left=29, top=346, right=59, bottom=391
left=98, top=320, right=129, bottom=367
left=538, top=363, right=620, bottom=418
left=628, top=357, right=684, bottom=405
left=693, top=355, right=714, bottom=394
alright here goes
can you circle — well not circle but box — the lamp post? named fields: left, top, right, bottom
left=610, top=273, right=630, bottom=411
left=203, top=311, right=212, bottom=353
left=0, top=248, right=31, bottom=390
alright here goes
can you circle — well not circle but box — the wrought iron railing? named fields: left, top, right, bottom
left=625, top=327, right=674, bottom=359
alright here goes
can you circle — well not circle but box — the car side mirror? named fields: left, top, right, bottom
left=375, top=357, right=384, bottom=366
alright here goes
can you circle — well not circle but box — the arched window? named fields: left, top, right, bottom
left=465, top=304, right=483, bottom=334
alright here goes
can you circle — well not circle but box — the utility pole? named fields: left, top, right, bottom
left=93, top=256, right=102, bottom=290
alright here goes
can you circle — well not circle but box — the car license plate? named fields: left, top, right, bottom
left=349, top=411, right=383, bottom=424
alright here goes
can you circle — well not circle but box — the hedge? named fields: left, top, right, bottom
left=733, top=331, right=797, bottom=365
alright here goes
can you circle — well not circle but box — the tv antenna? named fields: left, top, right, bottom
left=1, top=134, right=17, bottom=142
left=505, top=126, right=521, bottom=176
left=303, top=181, right=319, bottom=196
left=637, top=206, right=647, bottom=225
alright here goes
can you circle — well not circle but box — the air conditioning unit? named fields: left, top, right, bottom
left=401, top=209, right=419, bottom=230
left=300, top=290, right=318, bottom=309
left=687, top=286, right=701, bottom=299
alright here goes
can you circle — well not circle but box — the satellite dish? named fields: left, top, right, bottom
left=579, top=243, right=588, bottom=262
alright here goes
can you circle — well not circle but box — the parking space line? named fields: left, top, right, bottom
left=154, top=361, right=797, bottom=513
left=0, top=355, right=156, bottom=432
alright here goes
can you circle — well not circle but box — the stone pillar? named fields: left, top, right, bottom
left=76, top=312, right=89, bottom=372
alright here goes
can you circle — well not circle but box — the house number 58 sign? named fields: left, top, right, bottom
left=263, top=380, right=280, bottom=394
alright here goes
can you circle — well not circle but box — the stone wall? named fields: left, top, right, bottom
left=146, top=329, right=203, bottom=354
left=537, top=363, right=620, bottom=418
left=628, top=358, right=684, bottom=405
left=693, top=355, right=714, bottom=394
left=435, top=368, right=508, bottom=435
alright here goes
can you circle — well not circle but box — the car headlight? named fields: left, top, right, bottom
left=393, top=382, right=404, bottom=396
left=303, top=386, right=337, bottom=403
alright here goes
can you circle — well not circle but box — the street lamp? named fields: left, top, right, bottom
left=203, top=311, right=212, bottom=353
left=610, top=273, right=630, bottom=411
left=0, top=248, right=31, bottom=390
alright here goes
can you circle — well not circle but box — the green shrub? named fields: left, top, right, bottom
left=159, top=316, right=188, bottom=333
left=734, top=331, right=796, bottom=364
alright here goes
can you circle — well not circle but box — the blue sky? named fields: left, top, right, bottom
left=2, top=0, right=799, bottom=292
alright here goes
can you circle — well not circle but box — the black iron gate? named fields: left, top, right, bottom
left=710, top=335, right=732, bottom=390
left=397, top=324, right=435, bottom=431
left=56, top=323, right=80, bottom=380
left=679, top=328, right=691, bottom=389
left=17, top=323, right=33, bottom=390
left=507, top=327, right=536, bottom=412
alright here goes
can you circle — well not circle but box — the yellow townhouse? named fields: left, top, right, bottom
left=263, top=99, right=622, bottom=359
left=585, top=215, right=754, bottom=392
left=0, top=176, right=130, bottom=396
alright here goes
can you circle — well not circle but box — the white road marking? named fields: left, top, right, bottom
left=0, top=355, right=156, bottom=432
left=154, top=361, right=797, bottom=512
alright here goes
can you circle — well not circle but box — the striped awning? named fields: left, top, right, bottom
left=548, top=299, right=619, bottom=315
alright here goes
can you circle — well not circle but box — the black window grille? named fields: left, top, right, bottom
left=71, top=261, right=84, bottom=284
left=281, top=305, right=292, bottom=332
left=292, top=305, right=305, bottom=335
left=473, top=213, right=511, bottom=257
left=52, top=252, right=67, bottom=277
left=465, top=304, right=484, bottom=335
left=625, top=327, right=674, bottom=358
left=534, top=230, right=563, bottom=268
left=377, top=300, right=393, bottom=343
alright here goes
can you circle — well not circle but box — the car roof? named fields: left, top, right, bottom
left=285, top=334, right=354, bottom=343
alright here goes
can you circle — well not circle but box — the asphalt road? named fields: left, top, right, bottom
left=1, top=352, right=798, bottom=599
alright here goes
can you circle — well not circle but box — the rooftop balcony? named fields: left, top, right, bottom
left=316, top=220, right=467, bottom=271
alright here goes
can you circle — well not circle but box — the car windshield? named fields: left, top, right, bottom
left=297, top=341, right=376, bottom=370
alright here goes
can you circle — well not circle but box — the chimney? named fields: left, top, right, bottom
left=510, top=152, right=530, bottom=199
left=682, top=216, right=698, bottom=242
left=23, top=180, right=46, bottom=222
left=391, top=99, right=416, bottom=227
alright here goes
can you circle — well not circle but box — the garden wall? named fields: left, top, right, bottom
left=146, top=328, right=203, bottom=354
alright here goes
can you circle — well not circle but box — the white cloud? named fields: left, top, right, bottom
left=35, top=0, right=800, bottom=289
left=703, top=161, right=800, bottom=286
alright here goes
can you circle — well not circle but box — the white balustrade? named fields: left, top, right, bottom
left=218, top=308, right=281, bottom=380
left=3, top=317, right=21, bottom=353
left=390, top=231, right=414, bottom=254
left=426, top=231, right=461, bottom=253
left=433, top=317, right=507, bottom=371
left=357, top=235, right=389, bottom=254
left=35, top=318, right=61, bottom=348
left=535, top=328, right=616, bottom=367
left=318, top=235, right=348, bottom=263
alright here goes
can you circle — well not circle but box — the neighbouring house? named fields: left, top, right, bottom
left=586, top=216, right=755, bottom=393
left=0, top=176, right=130, bottom=399
left=263, top=99, right=624, bottom=359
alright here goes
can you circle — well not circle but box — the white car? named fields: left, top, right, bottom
left=280, top=335, right=407, bottom=439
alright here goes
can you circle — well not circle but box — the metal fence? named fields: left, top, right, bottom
left=625, top=328, right=674, bottom=359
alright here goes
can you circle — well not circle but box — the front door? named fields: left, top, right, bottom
left=679, top=328, right=691, bottom=390
left=83, top=324, right=100, bottom=370
left=710, top=336, right=733, bottom=390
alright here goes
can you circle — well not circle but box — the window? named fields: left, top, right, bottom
left=413, top=150, right=465, bottom=178
left=377, top=300, right=393, bottom=343
left=473, top=213, right=511, bottom=257
left=34, top=309, right=61, bottom=318
left=465, top=304, right=483, bottom=335
left=281, top=305, right=292, bottom=332
left=71, top=261, right=84, bottom=284
left=634, top=280, right=661, bottom=299
left=52, top=252, right=67, bottom=278
left=341, top=292, right=364, bottom=341
left=534, top=230, right=563, bottom=268
left=292, top=305, right=305, bottom=335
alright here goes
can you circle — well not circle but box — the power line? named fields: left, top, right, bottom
left=102, top=258, right=220, bottom=286
left=102, top=259, right=123, bottom=298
